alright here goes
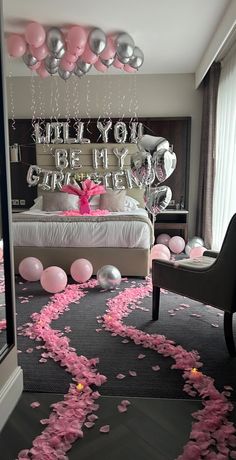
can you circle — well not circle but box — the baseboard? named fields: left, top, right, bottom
left=0, top=366, right=23, bottom=432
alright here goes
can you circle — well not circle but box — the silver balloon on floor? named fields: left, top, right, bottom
left=97, top=265, right=121, bottom=290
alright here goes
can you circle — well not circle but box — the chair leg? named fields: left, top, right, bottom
left=223, top=312, right=236, bottom=357
left=152, top=286, right=160, bottom=321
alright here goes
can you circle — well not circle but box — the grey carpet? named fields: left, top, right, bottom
left=15, top=277, right=236, bottom=399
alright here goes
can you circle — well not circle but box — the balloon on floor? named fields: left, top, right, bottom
left=19, top=257, right=43, bottom=282
left=70, top=258, right=93, bottom=283
left=97, top=265, right=121, bottom=289
left=40, top=266, right=67, bottom=293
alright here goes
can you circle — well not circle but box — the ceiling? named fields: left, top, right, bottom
left=3, top=0, right=231, bottom=76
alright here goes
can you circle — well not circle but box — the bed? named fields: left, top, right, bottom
left=12, top=143, right=154, bottom=277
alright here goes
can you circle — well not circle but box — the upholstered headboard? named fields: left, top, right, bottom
left=35, top=143, right=145, bottom=207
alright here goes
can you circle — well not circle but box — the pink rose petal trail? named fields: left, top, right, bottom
left=16, top=277, right=236, bottom=459
left=103, top=278, right=236, bottom=459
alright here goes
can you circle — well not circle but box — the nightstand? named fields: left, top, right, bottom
left=154, top=210, right=188, bottom=241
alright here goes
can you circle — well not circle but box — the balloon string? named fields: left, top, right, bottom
left=8, top=68, right=16, bottom=131
left=86, top=78, right=92, bottom=134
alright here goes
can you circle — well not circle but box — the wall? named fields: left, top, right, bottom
left=6, top=73, right=203, bottom=236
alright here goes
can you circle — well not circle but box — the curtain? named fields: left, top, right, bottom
left=196, top=62, right=221, bottom=248
left=212, top=45, right=236, bottom=250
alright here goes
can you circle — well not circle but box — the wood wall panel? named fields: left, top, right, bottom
left=8, top=117, right=191, bottom=209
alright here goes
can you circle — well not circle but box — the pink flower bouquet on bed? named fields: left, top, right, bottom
left=62, top=179, right=106, bottom=215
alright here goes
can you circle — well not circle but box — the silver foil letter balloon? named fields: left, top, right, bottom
left=55, top=149, right=69, bottom=170
left=112, top=148, right=129, bottom=169
left=97, top=265, right=121, bottom=289
left=27, top=165, right=41, bottom=186
left=114, top=121, right=128, bottom=143
left=92, top=148, right=108, bottom=169
left=97, top=120, right=112, bottom=143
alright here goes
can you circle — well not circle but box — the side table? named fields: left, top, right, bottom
left=154, top=210, right=188, bottom=241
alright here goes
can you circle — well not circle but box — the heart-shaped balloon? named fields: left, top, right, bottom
left=131, top=151, right=155, bottom=187
left=145, top=186, right=172, bottom=215
left=138, top=135, right=169, bottom=154
left=152, top=148, right=177, bottom=182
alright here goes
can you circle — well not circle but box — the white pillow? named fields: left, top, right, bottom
left=30, top=196, right=43, bottom=210
left=124, top=196, right=140, bottom=211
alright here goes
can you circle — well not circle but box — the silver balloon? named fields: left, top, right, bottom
left=58, top=67, right=72, bottom=81
left=131, top=151, right=155, bottom=187
left=97, top=120, right=112, bottom=142
left=27, top=165, right=41, bottom=186
left=113, top=147, right=128, bottom=169
left=114, top=121, right=128, bottom=143
left=117, top=55, right=130, bottom=64
left=129, top=47, right=144, bottom=69
left=153, top=148, right=177, bottom=183
left=92, top=148, right=108, bottom=169
left=51, top=171, right=64, bottom=191
left=75, top=60, right=92, bottom=75
left=89, top=28, right=107, bottom=55
left=76, top=121, right=90, bottom=143
left=55, top=47, right=65, bottom=59
left=146, top=186, right=172, bottom=215
left=185, top=237, right=204, bottom=256
left=101, top=57, right=115, bottom=67
left=46, top=27, right=65, bottom=57
left=23, top=51, right=38, bottom=67
left=130, top=122, right=144, bottom=144
left=44, top=55, right=60, bottom=74
left=97, top=265, right=121, bottom=290
left=55, top=149, right=69, bottom=170
left=117, top=32, right=135, bottom=59
left=112, top=171, right=125, bottom=190
left=138, top=135, right=169, bottom=154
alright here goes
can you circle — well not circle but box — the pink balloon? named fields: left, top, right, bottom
left=60, top=56, right=75, bottom=71
left=7, top=34, right=26, bottom=57
left=169, top=236, right=185, bottom=254
left=25, top=22, right=46, bottom=48
left=94, top=59, right=108, bottom=73
left=124, top=64, right=137, bottom=73
left=36, top=62, right=49, bottom=78
left=151, top=244, right=171, bottom=259
left=70, top=258, right=93, bottom=283
left=30, top=43, right=48, bottom=60
left=156, top=233, right=171, bottom=246
left=63, top=51, right=78, bottom=64
left=19, top=257, right=43, bottom=282
left=67, top=26, right=87, bottom=54
left=40, top=266, right=67, bottom=293
left=113, top=57, right=124, bottom=70
left=100, top=36, right=116, bottom=60
left=81, top=44, right=98, bottom=64
left=189, top=246, right=207, bottom=259
left=150, top=250, right=169, bottom=267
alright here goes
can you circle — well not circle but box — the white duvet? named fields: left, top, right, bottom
left=13, top=209, right=152, bottom=249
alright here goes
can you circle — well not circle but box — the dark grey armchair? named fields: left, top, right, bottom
left=152, top=214, right=236, bottom=356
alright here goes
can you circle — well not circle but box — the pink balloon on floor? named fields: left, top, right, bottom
left=70, top=259, right=93, bottom=283
left=156, top=233, right=171, bottom=246
left=151, top=244, right=171, bottom=259
left=40, top=266, right=67, bottom=293
left=189, top=246, right=207, bottom=259
left=150, top=250, right=169, bottom=267
left=169, top=236, right=185, bottom=254
left=19, top=257, right=43, bottom=282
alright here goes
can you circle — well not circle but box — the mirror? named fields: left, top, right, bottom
left=0, top=29, right=15, bottom=359
left=0, top=199, right=6, bottom=351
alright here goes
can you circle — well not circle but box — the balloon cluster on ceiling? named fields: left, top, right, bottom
left=6, top=22, right=144, bottom=80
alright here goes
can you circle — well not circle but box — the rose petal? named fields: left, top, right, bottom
left=99, top=425, right=110, bottom=433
